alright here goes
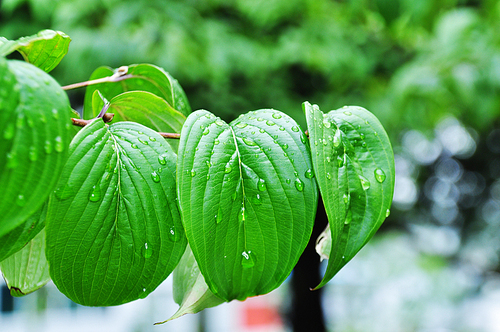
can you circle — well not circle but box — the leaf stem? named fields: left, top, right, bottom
left=61, top=66, right=133, bottom=90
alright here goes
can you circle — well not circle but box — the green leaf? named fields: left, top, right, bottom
left=0, top=201, right=47, bottom=262
left=0, top=58, right=72, bottom=237
left=304, top=102, right=395, bottom=289
left=0, top=30, right=71, bottom=72
left=46, top=119, right=187, bottom=306
left=177, top=109, right=317, bottom=301
left=155, top=245, right=224, bottom=324
left=0, top=228, right=50, bottom=297
left=101, top=91, right=186, bottom=151
left=83, top=64, right=191, bottom=119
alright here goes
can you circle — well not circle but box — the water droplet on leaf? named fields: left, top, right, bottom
left=16, top=194, right=26, bottom=207
left=272, top=113, right=282, bottom=119
left=143, top=243, right=152, bottom=258
left=54, top=136, right=64, bottom=153
left=89, top=184, right=101, bottom=202
left=257, top=178, right=267, bottom=192
left=291, top=126, right=300, bottom=132
left=151, top=171, right=160, bottom=183
left=374, top=168, right=386, bottom=183
left=168, top=225, right=181, bottom=242
left=359, top=176, right=370, bottom=190
left=295, top=178, right=304, bottom=192
left=241, top=251, right=255, bottom=268
left=305, top=169, right=314, bottom=179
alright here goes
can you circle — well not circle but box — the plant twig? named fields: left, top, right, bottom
left=62, top=66, right=133, bottom=90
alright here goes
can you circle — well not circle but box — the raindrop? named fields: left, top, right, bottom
left=272, top=113, right=282, bottom=119
left=257, top=117, right=264, bottom=121
left=138, top=138, right=149, bottom=145
left=374, top=168, right=386, bottom=183
left=337, top=155, right=344, bottom=167
left=282, top=143, right=288, bottom=149
left=225, top=165, right=232, bottom=173
left=143, top=243, right=152, bottom=258
left=295, top=178, right=304, bottom=192
left=54, top=136, right=64, bottom=153
left=322, top=119, right=331, bottom=128
left=243, top=137, right=257, bottom=146
left=326, top=173, right=332, bottom=180
left=235, top=122, right=248, bottom=128
left=29, top=146, right=38, bottom=161
left=291, top=126, right=300, bottom=132
left=360, top=133, right=365, bottom=140
left=343, top=193, right=350, bottom=205
left=333, top=131, right=341, bottom=147
left=205, top=160, right=212, bottom=168
left=158, top=154, right=167, bottom=165
left=206, top=174, right=210, bottom=180
left=131, top=143, right=139, bottom=149
left=386, top=209, right=391, bottom=217
left=257, top=178, right=267, bottom=192
left=343, top=111, right=352, bottom=116
left=214, top=139, right=220, bottom=145
left=216, top=207, right=223, bottom=224
left=16, top=194, right=26, bottom=207
left=300, top=134, right=307, bottom=144
left=44, top=140, right=53, bottom=154
left=314, top=140, right=318, bottom=146
left=259, top=128, right=265, bottom=133
left=241, top=251, right=255, bottom=268
left=238, top=205, right=245, bottom=222
left=322, top=139, right=328, bottom=145
left=89, top=184, right=101, bottom=202
left=52, top=108, right=59, bottom=119
left=151, top=171, right=160, bottom=183
left=168, top=225, right=181, bottom=242
left=190, top=169, right=196, bottom=177
left=215, top=119, right=225, bottom=126
left=149, top=136, right=156, bottom=142
left=252, top=194, right=262, bottom=205
left=326, top=156, right=331, bottom=163
left=279, top=126, right=285, bottom=131
left=305, top=169, right=314, bottom=179
left=203, top=128, right=210, bottom=135
left=266, top=120, right=275, bottom=126
left=286, top=179, right=291, bottom=184
left=359, top=176, right=370, bottom=190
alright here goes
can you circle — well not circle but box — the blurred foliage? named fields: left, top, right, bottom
left=2, top=0, right=500, bottom=136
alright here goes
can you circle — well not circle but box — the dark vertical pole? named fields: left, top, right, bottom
left=1, top=285, right=14, bottom=313
left=288, top=197, right=328, bottom=332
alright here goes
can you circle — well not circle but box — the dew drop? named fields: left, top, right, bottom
left=168, top=225, right=181, bottom=242
left=359, top=176, right=370, bottom=190
left=214, top=139, right=220, bottom=145
left=16, top=194, right=26, bottom=207
left=343, top=193, right=350, bottom=205
left=326, top=156, right=331, bottom=163
left=326, top=173, right=332, bottom=180
left=158, top=154, right=167, bottom=165
left=257, top=178, right=267, bottom=192
left=89, top=184, right=101, bottom=202
left=54, top=136, right=64, bottom=153
left=215, top=119, right=225, bottom=126
left=305, top=169, right=314, bottom=179
left=272, top=113, right=282, bottom=119
left=203, top=128, right=210, bottom=135
left=243, top=137, right=257, bottom=146
left=300, top=134, right=307, bottom=144
left=28, top=146, right=38, bottom=161
left=216, top=207, right=223, bottom=224
left=295, top=178, right=304, bottom=192
left=333, top=131, right=341, bottom=147
left=337, top=155, right=344, bottom=167
left=252, top=193, right=262, bottom=205
left=235, top=122, right=248, bottom=128
left=360, top=133, right=365, bottom=140
left=374, top=168, right=386, bottom=183
left=291, top=126, right=300, bottom=132
left=138, top=138, right=149, bottom=145
left=151, top=171, right=160, bottom=183
left=131, top=143, right=139, bottom=149
left=259, top=128, right=265, bottom=134
left=238, top=205, right=245, bottom=222
left=322, top=139, right=328, bottom=145
left=52, top=108, right=59, bottom=119
left=190, top=169, right=196, bottom=177
left=343, top=111, right=352, bottom=116
left=44, top=140, right=53, bottom=154
left=282, top=143, right=288, bottom=150
left=240, top=251, right=255, bottom=269
left=225, top=165, right=232, bottom=173
left=386, top=209, right=391, bottom=218
left=279, top=126, right=285, bottom=131
left=266, top=120, right=275, bottom=126
left=322, top=119, right=331, bottom=128
left=149, top=136, right=157, bottom=142
left=314, top=140, right=318, bottom=146
left=143, top=243, right=152, bottom=258
left=206, top=174, right=210, bottom=180
left=286, top=179, right=291, bottom=184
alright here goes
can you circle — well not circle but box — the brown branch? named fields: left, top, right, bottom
left=158, top=133, right=181, bottom=139
left=61, top=66, right=133, bottom=90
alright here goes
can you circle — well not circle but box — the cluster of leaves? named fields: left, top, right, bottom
left=0, top=30, right=394, bottom=322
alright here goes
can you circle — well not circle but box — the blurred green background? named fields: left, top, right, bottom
left=3, top=0, right=500, bottom=331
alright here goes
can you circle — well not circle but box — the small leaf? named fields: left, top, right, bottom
left=46, top=119, right=187, bottom=306
left=83, top=64, right=191, bottom=119
left=155, top=245, right=224, bottom=324
left=0, top=58, right=72, bottom=237
left=105, top=91, right=185, bottom=151
left=177, top=109, right=317, bottom=301
left=0, top=30, right=71, bottom=72
left=0, top=228, right=50, bottom=297
left=304, top=102, right=395, bottom=289
left=0, top=201, right=47, bottom=262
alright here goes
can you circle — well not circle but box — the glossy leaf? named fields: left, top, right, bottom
left=156, top=245, right=224, bottom=324
left=83, top=64, right=191, bottom=119
left=177, top=109, right=317, bottom=301
left=0, top=201, right=46, bottom=262
left=0, top=30, right=71, bottom=72
left=0, top=58, right=72, bottom=237
left=0, top=228, right=50, bottom=297
left=97, top=91, right=185, bottom=151
left=46, top=119, right=187, bottom=306
left=304, top=102, right=395, bottom=289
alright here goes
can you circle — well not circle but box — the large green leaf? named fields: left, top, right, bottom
left=0, top=228, right=50, bottom=297
left=304, top=102, right=394, bottom=289
left=0, top=58, right=72, bottom=237
left=46, top=119, right=187, bottom=306
left=177, top=109, right=317, bottom=301
left=155, top=245, right=224, bottom=324
left=0, top=202, right=46, bottom=262
left=83, top=64, right=191, bottom=119
left=92, top=90, right=185, bottom=151
left=0, top=30, right=71, bottom=72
